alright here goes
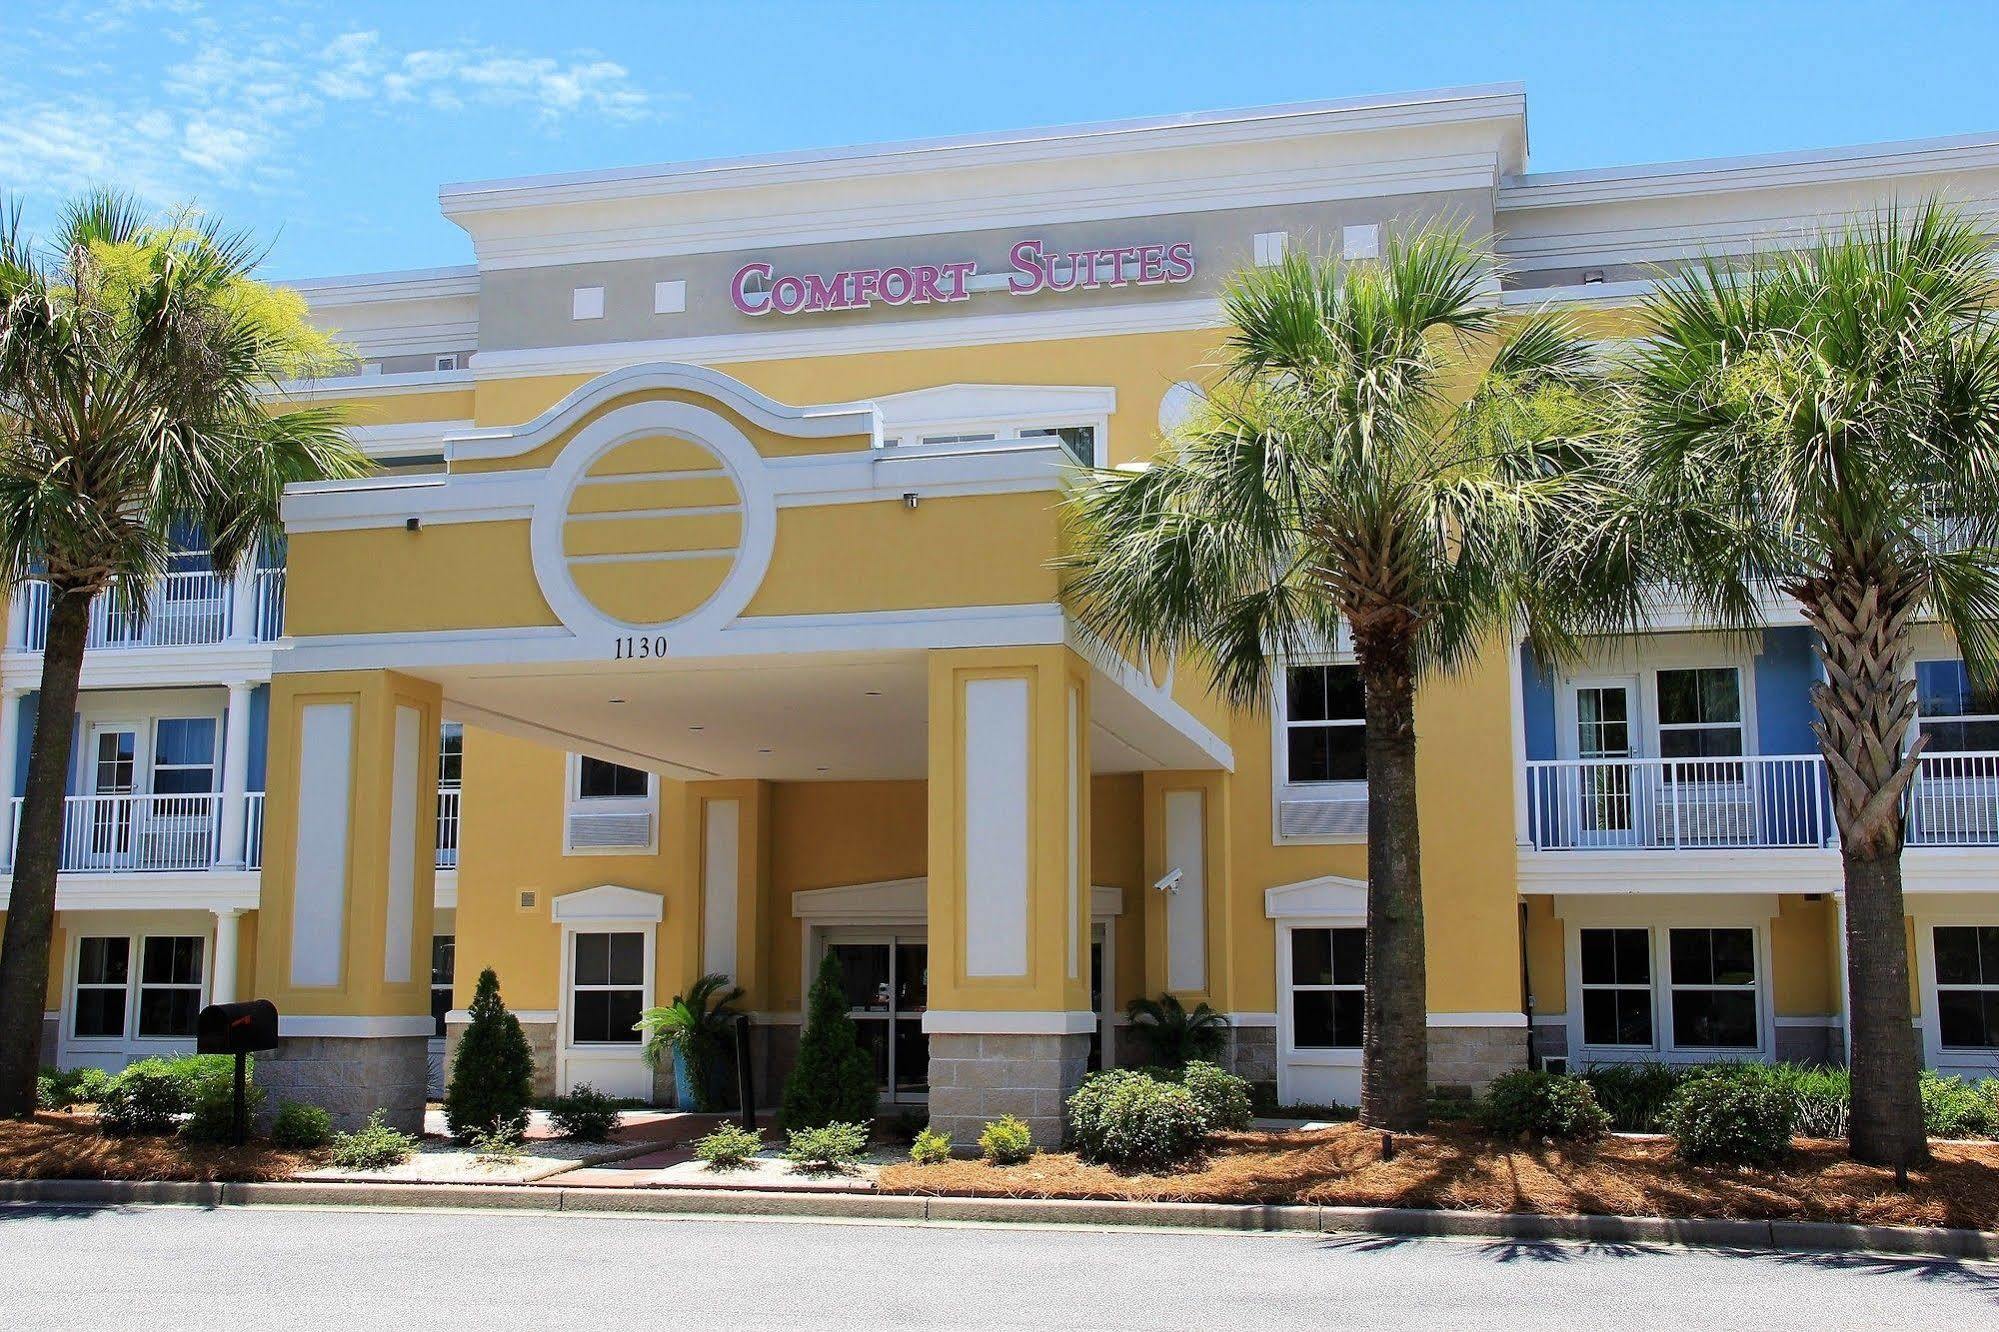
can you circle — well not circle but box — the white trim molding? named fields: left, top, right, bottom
left=277, top=1015, right=436, bottom=1038
left=549, top=883, right=665, bottom=924
left=920, top=1009, right=1100, bottom=1036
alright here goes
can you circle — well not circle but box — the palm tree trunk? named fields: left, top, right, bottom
left=1842, top=848, right=1927, bottom=1164
left=0, top=588, right=92, bottom=1117
left=1358, top=631, right=1428, bottom=1130
left=1800, top=566, right=1930, bottom=1167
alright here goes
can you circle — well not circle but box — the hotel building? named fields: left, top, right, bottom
left=11, top=84, right=1999, bottom=1141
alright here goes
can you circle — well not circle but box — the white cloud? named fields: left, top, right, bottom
left=0, top=3, right=674, bottom=209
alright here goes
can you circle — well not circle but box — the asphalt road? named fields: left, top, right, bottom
left=3, top=1203, right=1995, bottom=1329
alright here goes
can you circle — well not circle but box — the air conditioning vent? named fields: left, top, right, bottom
left=1541, top=1056, right=1568, bottom=1075
left=517, top=890, right=538, bottom=912
left=567, top=808, right=653, bottom=852
left=1279, top=796, right=1368, bottom=839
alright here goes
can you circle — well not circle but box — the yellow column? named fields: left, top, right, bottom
left=255, top=669, right=441, bottom=1130
left=925, top=646, right=1092, bottom=1144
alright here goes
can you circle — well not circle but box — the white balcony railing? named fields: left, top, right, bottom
left=1526, top=752, right=1999, bottom=850
left=245, top=792, right=265, bottom=871
left=436, top=786, right=460, bottom=869
left=11, top=566, right=285, bottom=651
left=7, top=793, right=230, bottom=873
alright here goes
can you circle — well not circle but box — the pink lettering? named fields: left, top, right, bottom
left=731, top=261, right=774, bottom=315
left=802, top=271, right=853, bottom=311
left=1137, top=243, right=1167, bottom=284
left=1008, top=239, right=1047, bottom=295
left=769, top=274, right=810, bottom=315
left=940, top=260, right=977, bottom=301
left=1164, top=242, right=1194, bottom=283
left=879, top=267, right=914, bottom=304
left=910, top=265, right=945, bottom=303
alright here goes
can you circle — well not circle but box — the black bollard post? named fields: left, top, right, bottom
left=734, top=1013, right=756, bottom=1132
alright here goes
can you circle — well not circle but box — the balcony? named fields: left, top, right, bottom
left=4, top=787, right=459, bottom=875
left=1524, top=753, right=1999, bottom=850
left=9, top=567, right=285, bottom=652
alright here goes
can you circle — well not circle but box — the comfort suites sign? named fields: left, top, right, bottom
left=730, top=237, right=1196, bottom=316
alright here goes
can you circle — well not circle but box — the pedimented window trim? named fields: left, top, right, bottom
left=549, top=883, right=664, bottom=924
left=1264, top=874, right=1368, bottom=919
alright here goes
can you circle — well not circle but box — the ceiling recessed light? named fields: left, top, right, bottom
left=688, top=725, right=704, bottom=732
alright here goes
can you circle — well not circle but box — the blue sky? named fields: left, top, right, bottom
left=5, top=0, right=1999, bottom=280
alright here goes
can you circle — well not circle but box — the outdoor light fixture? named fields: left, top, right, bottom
left=902, top=491, right=919, bottom=509
left=404, top=516, right=422, bottom=532
left=1582, top=269, right=1605, bottom=285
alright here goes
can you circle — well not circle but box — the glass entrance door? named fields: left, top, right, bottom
left=1573, top=682, right=1637, bottom=842
left=825, top=936, right=928, bottom=1102
left=86, top=725, right=138, bottom=867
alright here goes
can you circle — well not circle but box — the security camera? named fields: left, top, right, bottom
left=1153, top=867, right=1183, bottom=894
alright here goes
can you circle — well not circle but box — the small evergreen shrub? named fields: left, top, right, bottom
left=979, top=1115, right=1034, bottom=1165
left=780, top=952, right=877, bottom=1130
left=1065, top=1069, right=1208, bottom=1170
left=1580, top=1062, right=1684, bottom=1132
left=444, top=967, right=535, bottom=1143
left=1663, top=1066, right=1796, bottom=1166
left=693, top=1123, right=764, bottom=1170
left=547, top=1084, right=623, bottom=1142
left=783, top=1120, right=869, bottom=1171
left=471, top=1128, right=525, bottom=1166
left=271, top=1101, right=334, bottom=1150
left=1920, top=1071, right=1998, bottom=1138
left=1176, top=1061, right=1253, bottom=1132
left=36, top=1071, right=64, bottom=1111
left=909, top=1126, right=952, bottom=1165
left=1123, top=994, right=1229, bottom=1067
left=1479, top=1070, right=1609, bottom=1141
left=1764, top=1063, right=1850, bottom=1139
left=183, top=1076, right=267, bottom=1144
left=70, top=1066, right=113, bottom=1104
left=98, top=1059, right=196, bottom=1135
left=329, top=1112, right=419, bottom=1170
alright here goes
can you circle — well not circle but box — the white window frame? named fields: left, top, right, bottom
left=1270, top=647, right=1366, bottom=845
left=1553, top=637, right=1761, bottom=764
left=1662, top=925, right=1763, bottom=1054
left=1913, top=656, right=1999, bottom=752
left=70, top=934, right=133, bottom=1043
left=869, top=384, right=1115, bottom=467
left=1653, top=665, right=1748, bottom=771
left=149, top=715, right=220, bottom=797
left=1912, top=905, right=1999, bottom=1073
left=1558, top=897, right=1776, bottom=1065
left=1928, top=923, right=1999, bottom=1055
left=1265, top=874, right=1369, bottom=1107
left=61, top=918, right=212, bottom=1064
left=1281, top=922, right=1367, bottom=1054
left=564, top=929, right=651, bottom=1049
left=562, top=752, right=659, bottom=856
left=550, top=886, right=663, bottom=1097
left=134, top=935, right=206, bottom=1039
left=1576, top=925, right=1656, bottom=1051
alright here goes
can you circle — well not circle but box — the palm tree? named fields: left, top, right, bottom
left=1609, top=202, right=1999, bottom=1167
left=0, top=192, right=366, bottom=1116
left=1060, top=224, right=1603, bottom=1129
left=1123, top=993, right=1229, bottom=1067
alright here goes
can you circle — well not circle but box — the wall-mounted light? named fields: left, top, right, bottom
left=1582, top=270, right=1606, bottom=286
left=405, top=517, right=422, bottom=532
left=902, top=492, right=919, bottom=510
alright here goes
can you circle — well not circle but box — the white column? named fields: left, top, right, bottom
left=0, top=686, right=22, bottom=872
left=211, top=907, right=241, bottom=1005
left=228, top=560, right=259, bottom=642
left=216, top=680, right=255, bottom=868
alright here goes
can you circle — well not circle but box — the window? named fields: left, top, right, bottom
left=151, top=718, right=217, bottom=795
left=1289, top=927, right=1365, bottom=1048
left=1655, top=668, right=1743, bottom=766
left=1579, top=928, right=1653, bottom=1047
left=430, top=936, right=456, bottom=1040
left=1668, top=927, right=1759, bottom=1049
left=576, top=756, right=649, bottom=801
left=1934, top=925, right=1999, bottom=1049
left=1917, top=661, right=1999, bottom=752
left=1018, top=424, right=1096, bottom=466
left=438, top=722, right=463, bottom=788
left=137, top=937, right=203, bottom=1037
left=73, top=937, right=130, bottom=1039
left=1284, top=665, right=1366, bottom=783
left=569, top=931, right=644, bottom=1045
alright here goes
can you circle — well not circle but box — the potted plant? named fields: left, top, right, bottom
left=637, top=973, right=745, bottom=1111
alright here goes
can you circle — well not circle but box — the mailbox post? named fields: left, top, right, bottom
left=197, top=1000, right=280, bottom=1146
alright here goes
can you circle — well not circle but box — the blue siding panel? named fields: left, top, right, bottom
left=1755, top=626, right=1820, bottom=756
left=1521, top=644, right=1558, bottom=762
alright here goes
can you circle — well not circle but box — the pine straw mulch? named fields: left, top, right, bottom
left=0, top=1112, right=313, bottom=1183
left=877, top=1124, right=1999, bottom=1231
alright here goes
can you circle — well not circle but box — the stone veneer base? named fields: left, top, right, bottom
left=928, top=1032, right=1091, bottom=1147
left=1427, top=1025, right=1529, bottom=1095
left=256, top=1034, right=430, bottom=1133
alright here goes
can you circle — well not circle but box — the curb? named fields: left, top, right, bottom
left=2, top=1178, right=1995, bottom=1260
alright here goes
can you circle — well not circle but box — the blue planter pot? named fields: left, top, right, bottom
left=671, top=1047, right=697, bottom=1111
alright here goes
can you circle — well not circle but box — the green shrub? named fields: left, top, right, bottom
left=36, top=1071, right=64, bottom=1111
left=1764, top=1063, right=1850, bottom=1139
left=1480, top=1070, right=1609, bottom=1141
left=68, top=1066, right=113, bottom=1105
left=1663, top=1066, right=1796, bottom=1166
left=1176, top=1061, right=1253, bottom=1132
left=783, top=1120, right=869, bottom=1171
left=547, top=1084, right=623, bottom=1142
left=979, top=1115, right=1034, bottom=1165
left=780, top=953, right=877, bottom=1130
left=328, top=1112, right=419, bottom=1170
left=444, top=967, right=535, bottom=1143
left=693, top=1122, right=764, bottom=1170
left=98, top=1059, right=196, bottom=1135
left=1580, top=1062, right=1684, bottom=1132
left=1124, top=994, right=1228, bottom=1067
left=471, top=1128, right=525, bottom=1166
left=1920, top=1071, right=1998, bottom=1138
left=909, top=1126, right=952, bottom=1165
left=1065, top=1069, right=1208, bottom=1170
left=271, top=1101, right=334, bottom=1150
left=183, top=1076, right=267, bottom=1144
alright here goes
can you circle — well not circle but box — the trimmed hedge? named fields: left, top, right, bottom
left=1663, top=1066, right=1797, bottom=1166
left=1065, top=1069, right=1208, bottom=1170
left=1480, top=1070, right=1609, bottom=1141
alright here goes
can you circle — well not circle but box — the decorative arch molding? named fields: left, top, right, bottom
left=446, top=361, right=879, bottom=465
left=1264, top=874, right=1367, bottom=920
